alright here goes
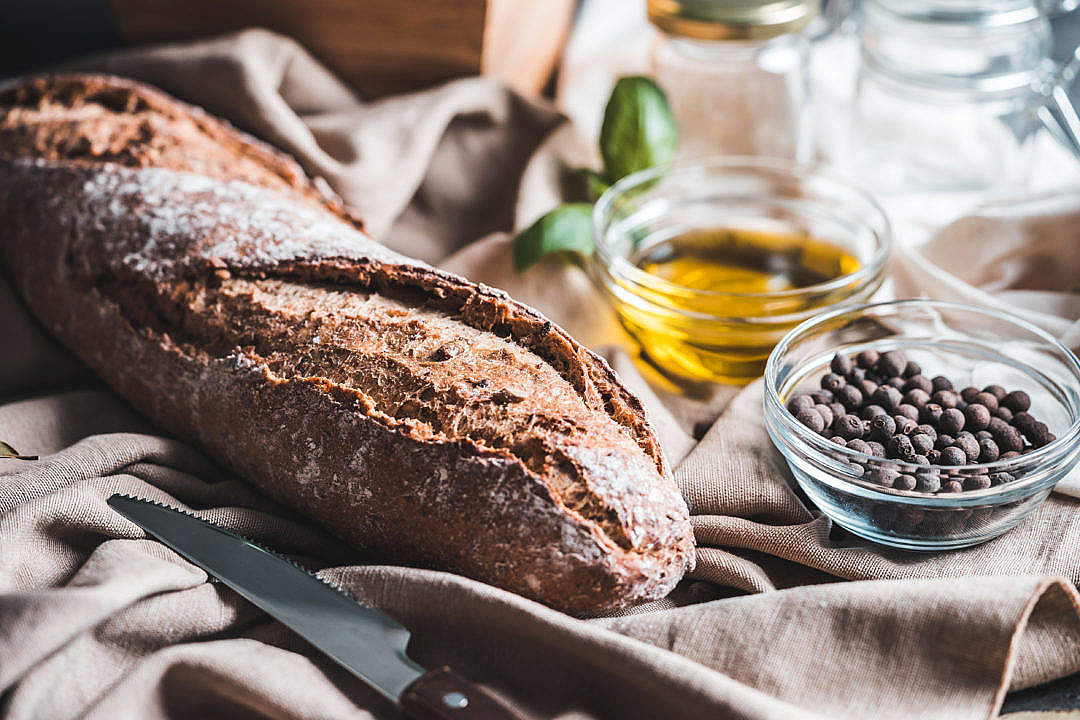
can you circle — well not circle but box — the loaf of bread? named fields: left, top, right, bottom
left=0, top=74, right=694, bottom=614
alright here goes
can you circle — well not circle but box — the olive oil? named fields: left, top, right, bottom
left=612, top=228, right=863, bottom=384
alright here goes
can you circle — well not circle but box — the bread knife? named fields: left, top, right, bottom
left=107, top=494, right=526, bottom=720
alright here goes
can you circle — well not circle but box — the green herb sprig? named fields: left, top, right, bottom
left=512, top=76, right=678, bottom=272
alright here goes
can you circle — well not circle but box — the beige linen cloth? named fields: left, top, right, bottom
left=3, top=29, right=1080, bottom=720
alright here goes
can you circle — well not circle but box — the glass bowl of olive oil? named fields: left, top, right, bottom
left=592, top=158, right=892, bottom=384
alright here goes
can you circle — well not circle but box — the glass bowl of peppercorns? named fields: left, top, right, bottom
left=764, top=299, right=1080, bottom=550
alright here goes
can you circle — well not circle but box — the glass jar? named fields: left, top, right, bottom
left=835, top=0, right=1080, bottom=196
left=591, top=157, right=891, bottom=385
left=649, top=0, right=819, bottom=161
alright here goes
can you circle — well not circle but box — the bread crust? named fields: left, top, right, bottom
left=0, top=74, right=694, bottom=614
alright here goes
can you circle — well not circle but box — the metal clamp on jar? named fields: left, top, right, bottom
left=648, top=0, right=821, bottom=161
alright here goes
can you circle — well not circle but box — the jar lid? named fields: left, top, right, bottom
left=647, top=0, right=820, bottom=40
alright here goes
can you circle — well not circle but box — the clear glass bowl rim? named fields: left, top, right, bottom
left=764, top=298, right=1080, bottom=504
left=591, top=156, right=894, bottom=302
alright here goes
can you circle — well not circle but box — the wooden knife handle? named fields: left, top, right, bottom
left=400, top=667, right=527, bottom=720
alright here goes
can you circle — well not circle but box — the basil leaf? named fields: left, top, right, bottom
left=0, top=440, right=37, bottom=460
left=512, top=203, right=595, bottom=272
left=599, top=76, right=679, bottom=183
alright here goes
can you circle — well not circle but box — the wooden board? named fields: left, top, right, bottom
left=109, top=0, right=576, bottom=98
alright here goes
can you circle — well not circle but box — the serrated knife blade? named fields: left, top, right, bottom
left=107, top=494, right=525, bottom=720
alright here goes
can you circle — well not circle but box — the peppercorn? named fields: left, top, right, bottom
left=931, top=390, right=960, bottom=409
left=894, top=415, right=917, bottom=435
left=902, top=376, right=932, bottom=395
left=1002, top=390, right=1030, bottom=413
left=830, top=353, right=853, bottom=376
left=894, top=474, right=917, bottom=491
left=787, top=394, right=814, bottom=415
left=903, top=388, right=931, bottom=409
left=978, top=438, right=1000, bottom=463
left=954, top=433, right=980, bottom=462
left=920, top=403, right=944, bottom=425
left=903, top=361, right=922, bottom=378
left=870, top=414, right=896, bottom=441
left=1012, top=411, right=1036, bottom=433
left=988, top=417, right=1023, bottom=453
left=940, top=408, right=965, bottom=435
left=983, top=385, right=1007, bottom=401
left=861, top=404, right=887, bottom=420
left=915, top=473, right=941, bottom=492
left=837, top=385, right=863, bottom=409
left=796, top=408, right=825, bottom=433
left=829, top=402, right=847, bottom=421
left=846, top=438, right=871, bottom=454
left=856, top=350, right=879, bottom=369
left=972, top=392, right=999, bottom=411
left=896, top=404, right=920, bottom=423
left=931, top=376, right=953, bottom=392
left=963, top=403, right=991, bottom=431
left=866, top=441, right=887, bottom=457
left=834, top=414, right=864, bottom=440
left=821, top=373, right=845, bottom=392
left=910, top=433, right=934, bottom=456
left=872, top=350, right=905, bottom=378
left=939, top=446, right=967, bottom=466
left=868, top=468, right=897, bottom=487
left=814, top=404, right=835, bottom=430
left=964, top=475, right=992, bottom=491
left=860, top=379, right=880, bottom=399
left=887, top=434, right=916, bottom=461
left=872, top=386, right=903, bottom=413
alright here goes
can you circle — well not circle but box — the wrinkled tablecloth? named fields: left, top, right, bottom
left=3, top=26, right=1080, bottom=720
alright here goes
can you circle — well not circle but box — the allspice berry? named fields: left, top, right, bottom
left=978, top=438, right=1000, bottom=463
left=796, top=408, right=825, bottom=433
left=903, top=389, right=931, bottom=408
left=821, top=373, right=846, bottom=392
left=983, top=385, right=1007, bottom=401
left=963, top=403, right=991, bottom=431
left=1002, top=390, right=1030, bottom=413
left=872, top=386, right=903, bottom=413
left=787, top=394, right=814, bottom=415
left=834, top=414, right=864, bottom=441
left=856, top=350, right=879, bottom=369
left=875, top=350, right=907, bottom=379
left=830, top=353, right=853, bottom=376
left=910, top=433, right=934, bottom=456
left=939, top=446, right=967, bottom=466
left=903, top=361, right=922, bottom=378
left=870, top=414, right=897, bottom=441
left=973, top=392, right=999, bottom=411
left=939, top=408, right=965, bottom=435
left=931, top=376, right=953, bottom=392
